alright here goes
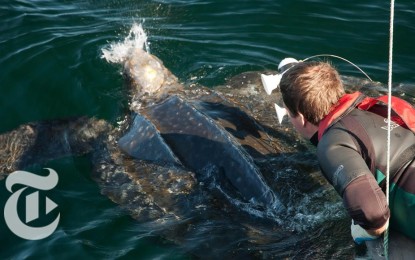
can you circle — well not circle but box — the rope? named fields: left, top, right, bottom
left=384, top=0, right=395, bottom=259
left=302, top=54, right=373, bottom=82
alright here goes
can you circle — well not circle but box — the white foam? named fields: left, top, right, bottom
left=101, top=23, right=149, bottom=64
left=285, top=190, right=346, bottom=232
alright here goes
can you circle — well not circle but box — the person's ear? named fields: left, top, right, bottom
left=298, top=112, right=307, bottom=127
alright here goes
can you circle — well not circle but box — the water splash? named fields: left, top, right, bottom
left=284, top=187, right=346, bottom=232
left=101, top=23, right=149, bottom=64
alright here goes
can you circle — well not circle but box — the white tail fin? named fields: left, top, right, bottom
left=261, top=74, right=282, bottom=95
left=274, top=103, right=287, bottom=124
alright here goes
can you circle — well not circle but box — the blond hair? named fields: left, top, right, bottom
left=279, top=61, right=345, bottom=125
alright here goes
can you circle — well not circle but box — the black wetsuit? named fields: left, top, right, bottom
left=314, top=98, right=415, bottom=240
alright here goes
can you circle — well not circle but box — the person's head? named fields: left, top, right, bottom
left=279, top=61, right=345, bottom=126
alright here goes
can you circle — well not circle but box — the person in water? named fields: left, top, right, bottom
left=269, top=60, right=415, bottom=243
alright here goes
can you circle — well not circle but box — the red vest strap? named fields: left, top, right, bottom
left=318, top=92, right=362, bottom=140
left=356, top=96, right=379, bottom=110
left=358, top=95, right=415, bottom=132
left=376, top=95, right=415, bottom=132
left=318, top=91, right=415, bottom=141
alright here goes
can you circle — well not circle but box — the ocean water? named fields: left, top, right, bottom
left=1, top=0, right=414, bottom=259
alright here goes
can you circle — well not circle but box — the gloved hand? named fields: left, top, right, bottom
left=350, top=221, right=379, bottom=244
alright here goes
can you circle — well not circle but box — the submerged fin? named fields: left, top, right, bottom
left=118, top=113, right=180, bottom=165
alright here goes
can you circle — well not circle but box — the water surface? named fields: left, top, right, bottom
left=1, top=0, right=414, bottom=259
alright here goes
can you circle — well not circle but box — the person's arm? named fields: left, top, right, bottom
left=317, top=128, right=390, bottom=239
left=366, top=220, right=389, bottom=236
left=344, top=174, right=389, bottom=244
left=343, top=174, right=390, bottom=233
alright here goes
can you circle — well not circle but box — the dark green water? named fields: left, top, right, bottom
left=1, top=0, right=414, bottom=259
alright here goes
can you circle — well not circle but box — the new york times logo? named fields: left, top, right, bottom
left=4, top=168, right=60, bottom=240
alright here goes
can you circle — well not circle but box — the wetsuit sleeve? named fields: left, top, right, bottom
left=343, top=175, right=389, bottom=230
left=317, top=127, right=389, bottom=230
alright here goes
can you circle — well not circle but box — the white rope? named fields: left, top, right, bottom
left=302, top=54, right=373, bottom=82
left=384, top=0, right=395, bottom=259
